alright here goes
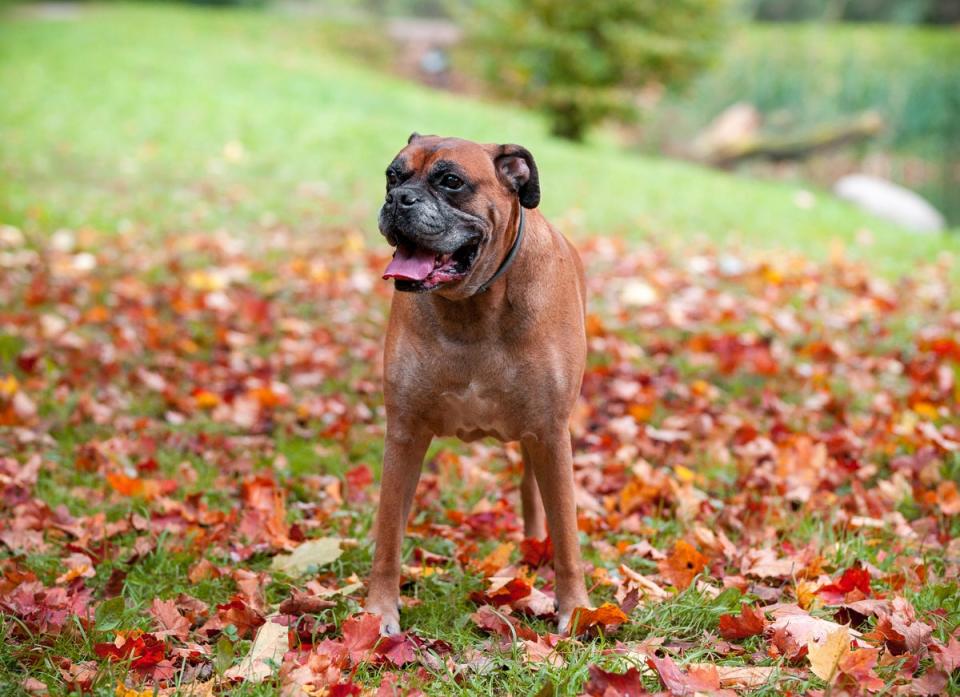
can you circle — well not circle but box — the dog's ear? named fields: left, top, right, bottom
left=407, top=132, right=422, bottom=144
left=494, top=144, right=540, bottom=209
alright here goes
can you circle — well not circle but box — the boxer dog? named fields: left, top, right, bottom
left=365, top=133, right=589, bottom=635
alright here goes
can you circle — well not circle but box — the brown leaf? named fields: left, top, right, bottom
left=187, top=559, right=220, bottom=584
left=148, top=598, right=190, bottom=640
left=470, top=605, right=538, bottom=641
left=200, top=595, right=264, bottom=639
left=278, top=590, right=336, bottom=616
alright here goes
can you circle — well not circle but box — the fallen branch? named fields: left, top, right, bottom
left=707, top=111, right=884, bottom=167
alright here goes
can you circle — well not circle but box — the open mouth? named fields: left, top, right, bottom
left=382, top=240, right=480, bottom=292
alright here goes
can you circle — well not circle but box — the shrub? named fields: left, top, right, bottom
left=461, top=0, right=730, bottom=141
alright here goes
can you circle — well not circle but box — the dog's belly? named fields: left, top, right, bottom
left=435, top=381, right=519, bottom=442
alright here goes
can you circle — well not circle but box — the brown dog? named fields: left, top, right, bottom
left=365, top=134, right=589, bottom=635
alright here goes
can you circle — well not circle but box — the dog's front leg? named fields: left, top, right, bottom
left=365, top=426, right=431, bottom=635
left=522, top=431, right=590, bottom=633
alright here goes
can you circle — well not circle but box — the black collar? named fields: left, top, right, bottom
left=475, top=204, right=525, bottom=294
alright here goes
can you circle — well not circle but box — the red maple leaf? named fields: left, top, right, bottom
left=199, top=595, right=264, bottom=639
left=469, top=577, right=532, bottom=608
left=341, top=612, right=381, bottom=662
left=519, top=537, right=553, bottom=568
left=818, top=565, right=872, bottom=604
left=94, top=631, right=168, bottom=676
left=344, top=464, right=374, bottom=503
left=583, top=665, right=649, bottom=696
left=375, top=633, right=417, bottom=666
left=328, top=681, right=362, bottom=697
left=718, top=603, right=767, bottom=640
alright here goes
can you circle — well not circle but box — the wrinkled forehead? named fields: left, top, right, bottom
left=394, top=137, right=495, bottom=179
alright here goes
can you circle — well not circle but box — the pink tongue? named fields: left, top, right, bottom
left=383, top=243, right=437, bottom=281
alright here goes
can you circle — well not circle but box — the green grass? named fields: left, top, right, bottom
left=1, top=3, right=958, bottom=276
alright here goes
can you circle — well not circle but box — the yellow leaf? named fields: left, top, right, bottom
left=223, top=618, right=289, bottom=683
left=115, top=682, right=154, bottom=697
left=807, top=625, right=851, bottom=683
left=796, top=579, right=819, bottom=611
left=674, top=465, right=695, bottom=484
left=270, top=538, right=342, bottom=576
left=473, top=542, right=515, bottom=576
left=0, top=375, right=18, bottom=396
left=912, top=402, right=939, bottom=419
left=193, top=390, right=221, bottom=409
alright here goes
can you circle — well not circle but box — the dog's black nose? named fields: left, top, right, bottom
left=398, top=190, right=420, bottom=207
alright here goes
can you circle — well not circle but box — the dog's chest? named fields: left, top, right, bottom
left=436, top=377, right=517, bottom=442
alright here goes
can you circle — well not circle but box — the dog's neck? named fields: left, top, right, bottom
left=420, top=207, right=542, bottom=339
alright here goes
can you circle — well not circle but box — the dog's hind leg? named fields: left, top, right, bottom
left=522, top=431, right=591, bottom=633
left=520, top=442, right=547, bottom=540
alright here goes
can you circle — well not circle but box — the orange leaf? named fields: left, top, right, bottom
left=569, top=603, right=628, bottom=636
left=472, top=543, right=515, bottom=576
left=658, top=540, right=708, bottom=590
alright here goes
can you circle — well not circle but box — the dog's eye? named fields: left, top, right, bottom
left=386, top=171, right=399, bottom=188
left=440, top=174, right=463, bottom=190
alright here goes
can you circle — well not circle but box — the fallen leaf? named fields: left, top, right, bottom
left=569, top=603, right=629, bottom=636
left=270, top=538, right=342, bottom=576
left=658, top=540, right=708, bottom=590
left=224, top=618, right=289, bottom=682
left=838, top=647, right=884, bottom=692
left=817, top=565, right=872, bottom=604
left=647, top=654, right=720, bottom=695
left=278, top=590, right=336, bottom=616
left=470, top=605, right=538, bottom=642
left=148, top=598, right=191, bottom=640
left=807, top=625, right=851, bottom=683
left=718, top=603, right=766, bottom=640
left=931, top=635, right=960, bottom=674
left=583, top=665, right=647, bottom=696
left=341, top=612, right=381, bottom=661
left=697, top=664, right=777, bottom=688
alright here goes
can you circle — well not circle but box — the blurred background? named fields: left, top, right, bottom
left=1, top=0, right=958, bottom=271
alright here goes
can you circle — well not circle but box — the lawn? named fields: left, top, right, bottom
left=0, top=4, right=958, bottom=697
left=1, top=4, right=958, bottom=275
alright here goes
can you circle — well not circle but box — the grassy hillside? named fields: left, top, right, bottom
left=1, top=3, right=957, bottom=275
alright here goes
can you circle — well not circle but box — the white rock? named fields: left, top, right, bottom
left=834, top=174, right=944, bottom=233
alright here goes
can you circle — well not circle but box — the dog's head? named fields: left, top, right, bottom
left=379, top=133, right=539, bottom=296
